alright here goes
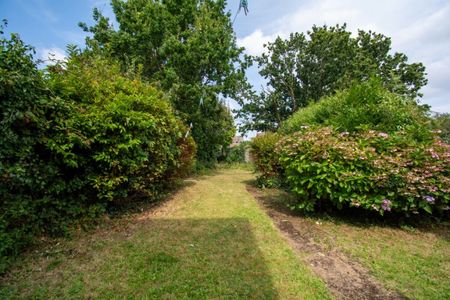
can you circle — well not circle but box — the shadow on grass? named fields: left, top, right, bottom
left=1, top=218, right=279, bottom=300
left=106, top=178, right=198, bottom=217
left=108, top=166, right=229, bottom=217
left=244, top=178, right=450, bottom=241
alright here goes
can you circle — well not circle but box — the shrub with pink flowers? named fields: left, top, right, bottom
left=277, top=127, right=450, bottom=215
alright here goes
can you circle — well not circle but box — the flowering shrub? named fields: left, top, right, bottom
left=277, top=127, right=450, bottom=215
left=251, top=133, right=282, bottom=187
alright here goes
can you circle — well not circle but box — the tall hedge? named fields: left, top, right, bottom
left=1, top=31, right=73, bottom=271
left=0, top=30, right=194, bottom=272
left=47, top=51, right=195, bottom=201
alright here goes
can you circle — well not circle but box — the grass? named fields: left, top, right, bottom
left=255, top=185, right=450, bottom=300
left=216, top=162, right=255, bottom=171
left=318, top=219, right=450, bottom=300
left=0, top=169, right=330, bottom=299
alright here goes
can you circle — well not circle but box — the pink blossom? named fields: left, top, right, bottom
left=381, top=199, right=392, bottom=212
left=431, top=152, right=440, bottom=159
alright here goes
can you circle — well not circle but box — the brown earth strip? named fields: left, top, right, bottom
left=246, top=185, right=407, bottom=300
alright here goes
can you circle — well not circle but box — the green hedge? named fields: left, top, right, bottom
left=47, top=53, right=195, bottom=201
left=0, top=32, right=195, bottom=272
left=432, top=113, right=450, bottom=144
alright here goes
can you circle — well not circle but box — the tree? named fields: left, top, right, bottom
left=79, top=0, right=248, bottom=166
left=236, top=24, right=428, bottom=132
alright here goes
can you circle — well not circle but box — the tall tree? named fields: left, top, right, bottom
left=79, top=0, right=248, bottom=166
left=236, top=24, right=428, bottom=132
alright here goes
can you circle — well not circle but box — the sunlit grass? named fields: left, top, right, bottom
left=318, top=219, right=450, bottom=300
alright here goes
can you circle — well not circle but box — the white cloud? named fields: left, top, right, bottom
left=39, top=47, right=67, bottom=64
left=237, top=29, right=284, bottom=56
left=237, top=0, right=450, bottom=112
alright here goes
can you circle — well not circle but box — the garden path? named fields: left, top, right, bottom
left=2, top=169, right=329, bottom=299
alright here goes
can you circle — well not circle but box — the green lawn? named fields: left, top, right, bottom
left=318, top=219, right=450, bottom=300
left=0, top=169, right=330, bottom=299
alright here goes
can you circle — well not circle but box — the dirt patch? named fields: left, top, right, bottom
left=246, top=185, right=407, bottom=300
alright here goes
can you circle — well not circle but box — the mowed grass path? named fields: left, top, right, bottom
left=0, top=169, right=330, bottom=299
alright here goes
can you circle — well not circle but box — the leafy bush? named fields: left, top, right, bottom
left=250, top=133, right=282, bottom=187
left=277, top=127, right=450, bottom=215
left=0, top=29, right=79, bottom=272
left=0, top=30, right=194, bottom=273
left=191, top=102, right=236, bottom=169
left=47, top=52, right=194, bottom=201
left=281, top=79, right=432, bottom=141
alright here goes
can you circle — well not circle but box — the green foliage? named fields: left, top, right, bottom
left=0, top=27, right=80, bottom=272
left=250, top=133, right=282, bottom=187
left=223, top=141, right=249, bottom=163
left=282, top=79, right=432, bottom=141
left=432, top=113, right=450, bottom=144
left=277, top=127, right=450, bottom=215
left=80, top=0, right=247, bottom=165
left=0, top=27, right=194, bottom=272
left=190, top=101, right=236, bottom=168
left=47, top=52, right=194, bottom=201
left=237, top=24, right=427, bottom=132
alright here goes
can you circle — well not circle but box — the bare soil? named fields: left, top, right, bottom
left=246, top=185, right=407, bottom=300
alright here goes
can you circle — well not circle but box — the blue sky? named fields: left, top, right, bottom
left=1, top=0, right=449, bottom=114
